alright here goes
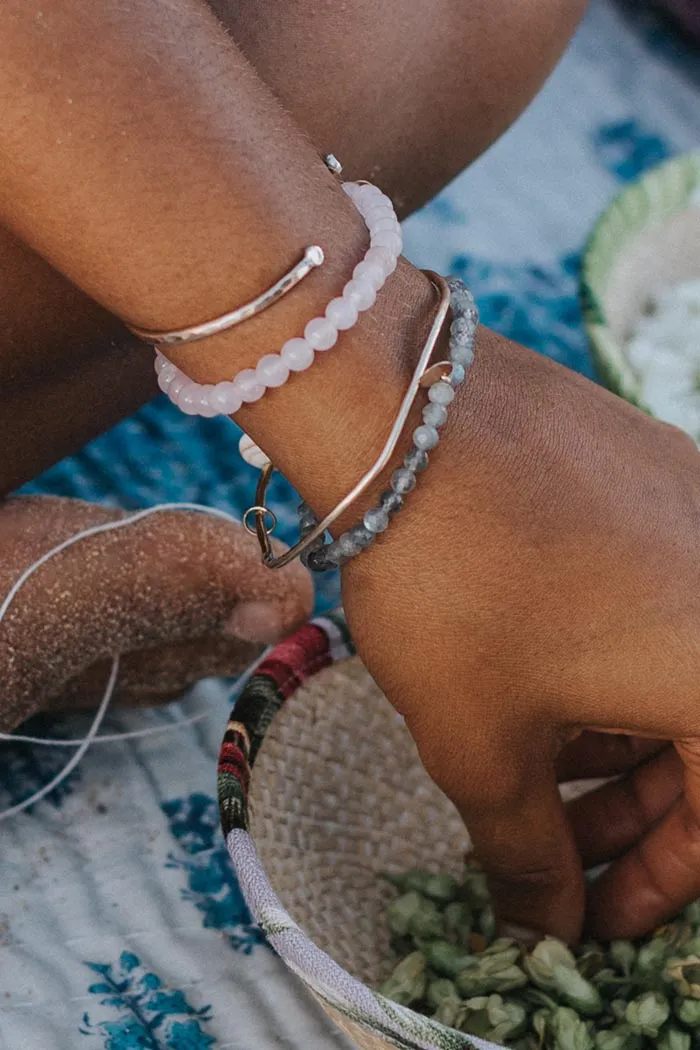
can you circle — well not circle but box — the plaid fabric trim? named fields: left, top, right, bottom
left=218, top=612, right=354, bottom=836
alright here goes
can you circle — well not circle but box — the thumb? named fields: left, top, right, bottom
left=1, top=496, right=312, bottom=726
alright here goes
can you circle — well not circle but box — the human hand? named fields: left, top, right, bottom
left=343, top=329, right=700, bottom=943
left=0, top=495, right=312, bottom=730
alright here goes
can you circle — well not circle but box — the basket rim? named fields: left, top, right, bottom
left=579, top=149, right=700, bottom=408
left=217, top=612, right=354, bottom=836
left=216, top=614, right=491, bottom=1050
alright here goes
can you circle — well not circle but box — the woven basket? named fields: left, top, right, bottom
left=218, top=614, right=496, bottom=1050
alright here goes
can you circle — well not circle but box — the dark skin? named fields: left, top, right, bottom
left=1, top=0, right=698, bottom=945
left=0, top=0, right=585, bottom=492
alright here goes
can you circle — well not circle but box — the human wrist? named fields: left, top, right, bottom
left=169, top=256, right=440, bottom=520
left=251, top=257, right=440, bottom=524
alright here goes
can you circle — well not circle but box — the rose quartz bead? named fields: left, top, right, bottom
left=368, top=220, right=397, bottom=238
left=365, top=246, right=396, bottom=279
left=357, top=184, right=383, bottom=204
left=210, top=381, right=243, bottom=415
left=365, top=205, right=394, bottom=225
left=371, top=230, right=402, bottom=254
left=325, top=296, right=358, bottom=331
left=256, top=353, right=290, bottom=387
left=281, top=337, right=315, bottom=371
left=161, top=363, right=177, bottom=384
left=178, top=382, right=203, bottom=415
left=353, top=259, right=385, bottom=290
left=154, top=353, right=167, bottom=375
left=168, top=375, right=187, bottom=401
left=367, top=197, right=392, bottom=216
left=196, top=385, right=219, bottom=418
left=304, top=316, right=338, bottom=351
left=157, top=363, right=177, bottom=390
left=372, top=218, right=401, bottom=236
left=343, top=278, right=377, bottom=312
left=234, top=368, right=266, bottom=403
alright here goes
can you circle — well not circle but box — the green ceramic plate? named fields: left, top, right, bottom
left=581, top=151, right=700, bottom=413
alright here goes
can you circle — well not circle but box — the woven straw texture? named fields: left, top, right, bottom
left=248, top=656, right=470, bottom=993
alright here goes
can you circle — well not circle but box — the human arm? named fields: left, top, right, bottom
left=1, top=0, right=698, bottom=943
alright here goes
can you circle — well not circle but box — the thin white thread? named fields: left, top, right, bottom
left=0, top=655, right=119, bottom=823
left=0, top=501, right=245, bottom=626
left=0, top=501, right=258, bottom=822
left=0, top=709, right=210, bottom=747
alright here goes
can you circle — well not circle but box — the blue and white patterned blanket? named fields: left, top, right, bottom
left=3, top=3, right=699, bottom=1046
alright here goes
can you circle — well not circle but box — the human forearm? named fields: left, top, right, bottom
left=0, top=0, right=438, bottom=517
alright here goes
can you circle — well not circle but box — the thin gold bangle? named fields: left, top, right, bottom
left=244, top=270, right=452, bottom=569
left=128, top=246, right=324, bottom=348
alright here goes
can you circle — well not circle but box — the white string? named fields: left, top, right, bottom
left=0, top=655, right=119, bottom=823
left=0, top=500, right=257, bottom=822
left=0, top=501, right=245, bottom=625
left=0, top=709, right=210, bottom=747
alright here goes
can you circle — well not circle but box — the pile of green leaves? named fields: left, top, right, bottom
left=380, top=863, right=700, bottom=1049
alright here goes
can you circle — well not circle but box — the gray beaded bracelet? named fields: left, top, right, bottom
left=299, top=276, right=478, bottom=573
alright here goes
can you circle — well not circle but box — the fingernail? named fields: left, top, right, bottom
left=224, top=601, right=285, bottom=644
left=498, top=921, right=541, bottom=947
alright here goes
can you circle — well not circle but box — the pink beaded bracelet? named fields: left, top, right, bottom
left=154, top=180, right=402, bottom=426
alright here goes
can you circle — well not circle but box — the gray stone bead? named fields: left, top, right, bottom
left=380, top=489, right=405, bottom=514
left=337, top=531, right=362, bottom=557
left=451, top=342, right=475, bottom=367
left=363, top=507, right=390, bottom=533
left=298, top=504, right=319, bottom=537
left=450, top=316, right=475, bottom=340
left=446, top=279, right=474, bottom=309
left=301, top=546, right=316, bottom=569
left=453, top=296, right=474, bottom=316
left=390, top=467, right=417, bottom=495
left=449, top=362, right=466, bottom=387
left=306, top=548, right=333, bottom=573
left=413, top=424, right=440, bottom=451
left=348, top=524, right=376, bottom=549
left=404, top=447, right=429, bottom=473
left=411, top=422, right=438, bottom=451
left=446, top=276, right=469, bottom=297
left=325, top=539, right=351, bottom=566
left=458, top=284, right=475, bottom=302
left=428, top=381, right=455, bottom=406
left=300, top=516, right=320, bottom=539
left=423, top=402, right=448, bottom=428
left=462, top=305, right=479, bottom=326
left=300, top=530, right=325, bottom=561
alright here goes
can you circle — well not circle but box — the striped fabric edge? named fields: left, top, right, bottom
left=217, top=611, right=354, bottom=837
left=225, top=828, right=488, bottom=1050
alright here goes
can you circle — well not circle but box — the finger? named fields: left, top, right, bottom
left=1, top=496, right=313, bottom=727
left=46, top=635, right=262, bottom=712
left=586, top=740, right=700, bottom=939
left=566, top=746, right=682, bottom=868
left=556, top=731, right=667, bottom=781
left=454, top=733, right=584, bottom=943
